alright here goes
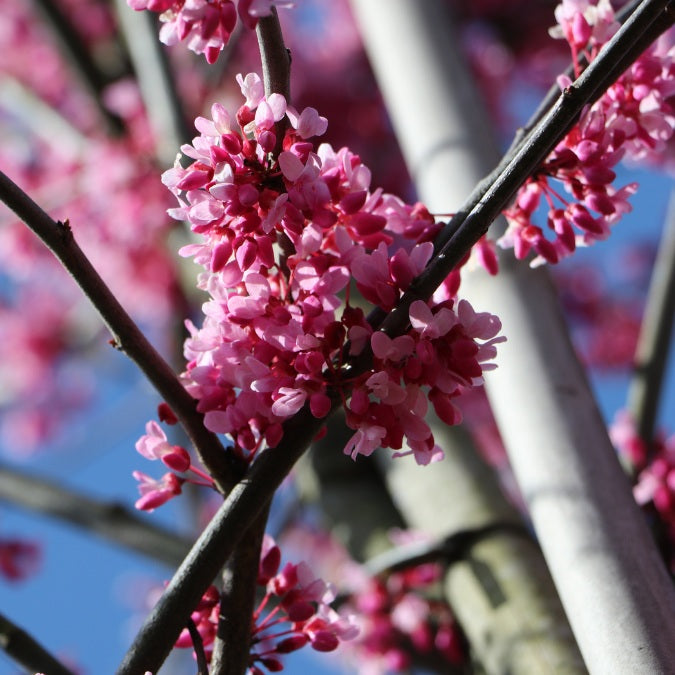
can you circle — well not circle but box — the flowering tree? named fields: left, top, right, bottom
left=0, top=1, right=674, bottom=674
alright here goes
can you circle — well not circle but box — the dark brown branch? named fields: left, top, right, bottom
left=502, top=0, right=643, bottom=171
left=0, top=171, right=236, bottom=494
left=210, top=508, right=269, bottom=675
left=256, top=8, right=291, bottom=154
left=0, top=612, right=76, bottom=675
left=433, top=0, right=675, bottom=255
left=628, top=191, right=675, bottom=451
left=187, top=619, right=211, bottom=675
left=115, top=4, right=675, bottom=672
left=0, top=463, right=191, bottom=567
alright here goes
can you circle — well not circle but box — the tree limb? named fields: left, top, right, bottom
left=0, top=171, right=236, bottom=494
left=114, top=5, right=675, bottom=671
left=0, top=612, right=77, bottom=675
left=0, top=463, right=191, bottom=567
left=114, top=0, right=192, bottom=166
left=628, top=190, right=675, bottom=451
left=33, top=0, right=126, bottom=135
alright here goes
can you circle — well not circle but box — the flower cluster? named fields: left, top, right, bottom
left=174, top=535, right=358, bottom=671
left=132, top=413, right=216, bottom=510
left=127, top=0, right=295, bottom=63
left=280, top=525, right=465, bottom=674
left=155, top=72, right=502, bottom=469
left=611, top=412, right=675, bottom=573
left=346, top=566, right=465, bottom=673
left=498, top=0, right=675, bottom=266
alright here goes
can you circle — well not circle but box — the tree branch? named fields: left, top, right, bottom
left=210, top=508, right=269, bottom=675
left=33, top=0, right=126, bottom=135
left=347, top=0, right=675, bottom=370
left=0, top=612, right=76, bottom=675
left=0, top=463, right=191, bottom=567
left=0, top=171, right=236, bottom=494
left=433, top=0, right=675, bottom=255
left=352, top=0, right=675, bottom=671
left=116, top=3, right=675, bottom=672
left=628, top=190, right=675, bottom=449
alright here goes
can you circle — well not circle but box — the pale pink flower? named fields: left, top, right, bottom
left=135, top=421, right=191, bottom=472
left=344, top=425, right=387, bottom=460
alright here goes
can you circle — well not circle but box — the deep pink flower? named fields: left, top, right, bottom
left=133, top=471, right=184, bottom=511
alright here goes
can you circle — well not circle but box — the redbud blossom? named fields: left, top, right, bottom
left=500, top=0, right=674, bottom=266
left=159, top=70, right=503, bottom=468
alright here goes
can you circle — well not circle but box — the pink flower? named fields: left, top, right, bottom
left=135, top=421, right=191, bottom=472
left=287, top=106, right=328, bottom=139
left=133, top=471, right=184, bottom=511
left=344, top=424, right=387, bottom=460
left=409, top=300, right=457, bottom=340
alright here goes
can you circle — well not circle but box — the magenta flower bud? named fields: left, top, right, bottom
left=161, top=446, right=191, bottom=473
left=157, top=403, right=178, bottom=425
left=275, top=635, right=309, bottom=653
left=310, top=630, right=339, bottom=652
left=259, top=657, right=284, bottom=672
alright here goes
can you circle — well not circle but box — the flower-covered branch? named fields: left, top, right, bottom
left=0, top=611, right=76, bottom=675
left=117, top=4, right=675, bottom=673
left=0, top=172, right=236, bottom=494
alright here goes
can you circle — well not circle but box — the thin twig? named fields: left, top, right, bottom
left=0, top=172, right=237, bottom=494
left=186, top=619, right=211, bottom=675
left=433, top=0, right=675, bottom=254
left=0, top=463, right=191, bottom=567
left=628, top=190, right=675, bottom=450
left=33, top=0, right=126, bottom=135
left=0, top=612, right=76, bottom=675
left=115, top=5, right=675, bottom=672
left=364, top=522, right=531, bottom=577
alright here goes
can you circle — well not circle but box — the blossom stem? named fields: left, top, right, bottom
left=189, top=465, right=218, bottom=485
left=0, top=171, right=237, bottom=495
